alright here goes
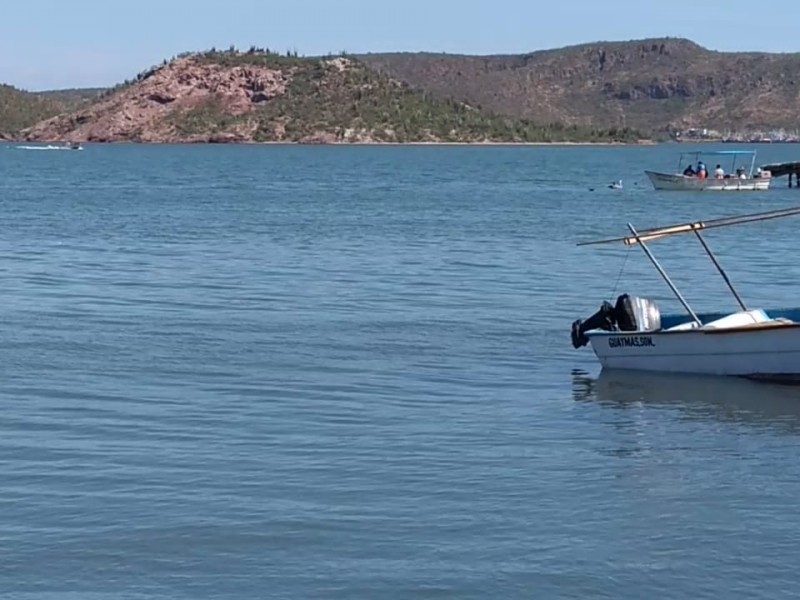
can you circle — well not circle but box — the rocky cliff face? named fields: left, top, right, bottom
left=22, top=58, right=290, bottom=143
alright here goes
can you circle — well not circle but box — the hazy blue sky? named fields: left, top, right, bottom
left=3, top=0, right=798, bottom=90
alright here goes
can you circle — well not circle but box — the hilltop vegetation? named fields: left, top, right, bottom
left=37, top=87, right=104, bottom=106
left=0, top=85, right=65, bottom=136
left=18, top=48, right=643, bottom=144
left=0, top=85, right=104, bottom=136
left=172, top=49, right=640, bottom=143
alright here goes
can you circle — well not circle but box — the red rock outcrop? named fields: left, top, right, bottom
left=22, top=58, right=290, bottom=143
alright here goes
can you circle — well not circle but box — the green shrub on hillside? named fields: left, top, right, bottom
left=0, top=85, right=66, bottom=134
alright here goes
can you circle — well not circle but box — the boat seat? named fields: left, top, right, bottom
left=702, top=309, right=771, bottom=329
left=665, top=312, right=793, bottom=332
left=665, top=321, right=701, bottom=331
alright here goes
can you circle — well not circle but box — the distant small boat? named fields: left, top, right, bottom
left=65, top=141, right=83, bottom=151
left=16, top=144, right=80, bottom=151
left=608, top=180, right=623, bottom=190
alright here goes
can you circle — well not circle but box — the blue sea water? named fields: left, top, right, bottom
left=2, top=142, right=800, bottom=598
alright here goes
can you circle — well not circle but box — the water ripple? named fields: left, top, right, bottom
left=1, top=143, right=800, bottom=598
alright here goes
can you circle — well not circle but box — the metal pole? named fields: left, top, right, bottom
left=627, top=223, right=703, bottom=327
left=692, top=229, right=747, bottom=311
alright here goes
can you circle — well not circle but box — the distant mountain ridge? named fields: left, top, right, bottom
left=360, top=38, right=800, bottom=132
left=5, top=37, right=800, bottom=142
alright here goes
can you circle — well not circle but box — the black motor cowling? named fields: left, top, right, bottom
left=571, top=301, right=615, bottom=349
left=571, top=294, right=661, bottom=349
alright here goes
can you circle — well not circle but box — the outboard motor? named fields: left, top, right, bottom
left=571, top=300, right=616, bottom=349
left=571, top=294, right=661, bottom=349
left=613, top=294, right=661, bottom=332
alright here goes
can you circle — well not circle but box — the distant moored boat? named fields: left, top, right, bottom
left=645, top=150, right=770, bottom=191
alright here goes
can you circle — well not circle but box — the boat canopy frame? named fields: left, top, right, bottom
left=677, top=150, right=757, bottom=178
left=578, top=205, right=800, bottom=326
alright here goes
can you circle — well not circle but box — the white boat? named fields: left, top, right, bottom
left=16, top=143, right=83, bottom=151
left=570, top=206, right=800, bottom=381
left=645, top=150, right=771, bottom=191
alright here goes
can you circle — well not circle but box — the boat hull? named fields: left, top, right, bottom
left=587, top=325, right=800, bottom=379
left=645, top=170, right=771, bottom=191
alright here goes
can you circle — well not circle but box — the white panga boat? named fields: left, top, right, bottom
left=645, top=150, right=770, bottom=191
left=570, top=206, right=800, bottom=381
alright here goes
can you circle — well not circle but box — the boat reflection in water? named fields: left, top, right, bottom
left=572, top=369, right=800, bottom=435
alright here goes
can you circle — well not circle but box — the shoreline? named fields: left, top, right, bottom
left=2, top=139, right=658, bottom=147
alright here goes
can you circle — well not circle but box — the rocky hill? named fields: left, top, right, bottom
left=360, top=38, right=800, bottom=132
left=15, top=50, right=641, bottom=144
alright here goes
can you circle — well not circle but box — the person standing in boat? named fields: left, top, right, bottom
left=714, top=164, right=725, bottom=179
left=683, top=164, right=696, bottom=177
left=696, top=161, right=707, bottom=179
